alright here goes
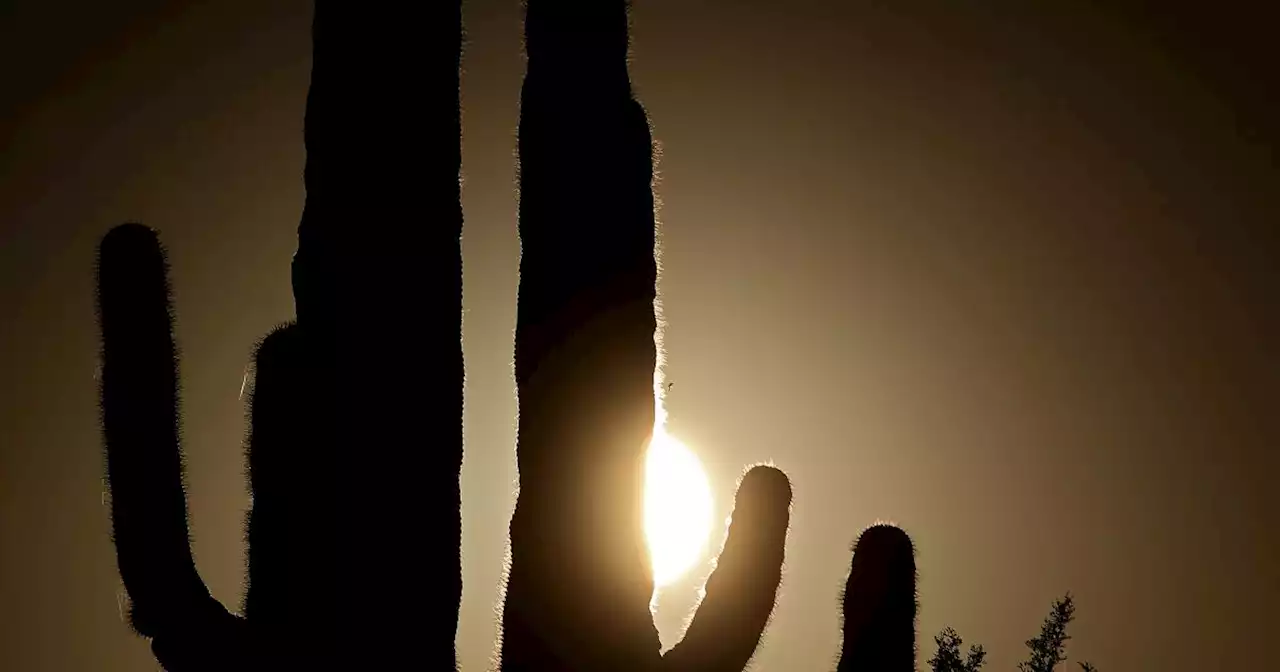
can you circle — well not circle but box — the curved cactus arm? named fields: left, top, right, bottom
left=660, top=465, right=793, bottom=672
left=96, top=223, right=246, bottom=666
left=836, top=524, right=919, bottom=672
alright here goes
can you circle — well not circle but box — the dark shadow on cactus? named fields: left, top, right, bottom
left=95, top=2, right=919, bottom=671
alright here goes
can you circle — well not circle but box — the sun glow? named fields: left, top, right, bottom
left=644, top=427, right=713, bottom=587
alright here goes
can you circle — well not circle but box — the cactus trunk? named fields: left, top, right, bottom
left=500, top=0, right=662, bottom=669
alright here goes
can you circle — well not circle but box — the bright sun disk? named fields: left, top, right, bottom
left=644, top=427, right=713, bottom=587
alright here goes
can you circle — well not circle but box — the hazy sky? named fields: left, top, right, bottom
left=1, top=1, right=1276, bottom=670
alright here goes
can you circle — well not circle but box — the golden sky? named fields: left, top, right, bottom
left=0, top=1, right=1276, bottom=670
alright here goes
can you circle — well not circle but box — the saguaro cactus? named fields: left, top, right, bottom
left=98, top=1, right=464, bottom=669
left=497, top=4, right=918, bottom=671
left=498, top=2, right=790, bottom=670
left=95, top=1, right=918, bottom=671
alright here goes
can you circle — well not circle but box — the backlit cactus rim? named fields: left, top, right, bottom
left=94, top=2, right=917, bottom=670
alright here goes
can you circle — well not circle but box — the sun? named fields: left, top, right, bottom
left=644, top=427, right=714, bottom=587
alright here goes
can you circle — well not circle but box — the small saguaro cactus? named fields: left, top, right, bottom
left=95, top=1, right=919, bottom=671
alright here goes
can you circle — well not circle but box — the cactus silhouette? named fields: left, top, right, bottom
left=95, top=1, right=917, bottom=671
left=98, top=1, right=463, bottom=668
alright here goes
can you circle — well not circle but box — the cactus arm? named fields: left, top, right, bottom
left=660, top=466, right=792, bottom=672
left=240, top=322, right=320, bottom=668
left=836, top=524, right=920, bottom=672
left=96, top=223, right=244, bottom=668
left=96, top=223, right=221, bottom=631
left=242, top=325, right=296, bottom=622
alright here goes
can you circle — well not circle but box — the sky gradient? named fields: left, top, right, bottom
left=1, top=1, right=1276, bottom=670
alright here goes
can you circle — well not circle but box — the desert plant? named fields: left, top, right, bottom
left=926, top=627, right=987, bottom=672
left=95, top=2, right=919, bottom=671
left=1018, top=594, right=1076, bottom=672
left=1018, top=593, right=1100, bottom=672
left=929, top=593, right=1101, bottom=672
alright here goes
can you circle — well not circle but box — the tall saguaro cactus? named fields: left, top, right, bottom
left=498, top=1, right=792, bottom=670
left=95, top=1, right=918, bottom=671
left=98, top=2, right=463, bottom=669
left=498, top=8, right=916, bottom=668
